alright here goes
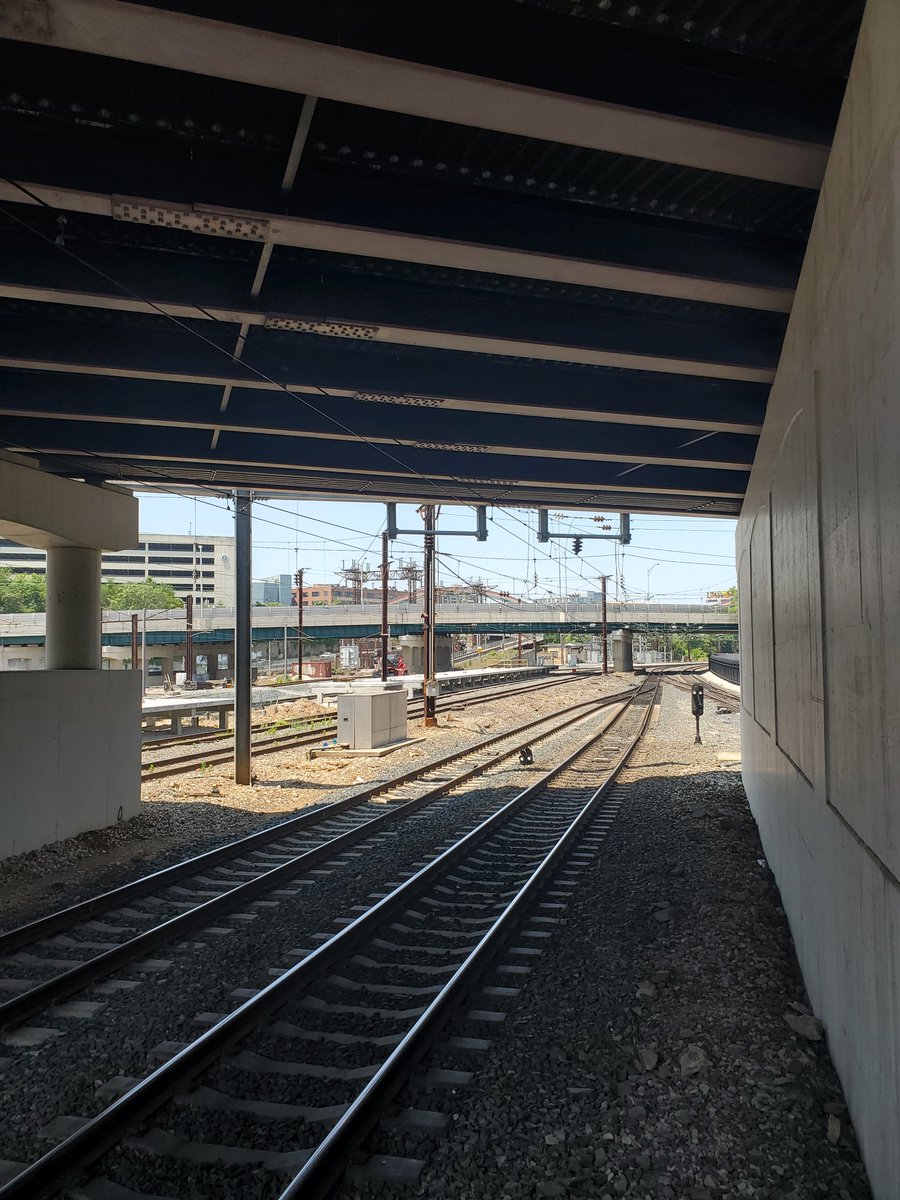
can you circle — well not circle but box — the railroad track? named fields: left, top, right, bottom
left=0, top=687, right=636, bottom=1039
left=660, top=670, right=740, bottom=713
left=144, top=671, right=574, bottom=752
left=141, top=672, right=597, bottom=780
left=0, top=679, right=658, bottom=1200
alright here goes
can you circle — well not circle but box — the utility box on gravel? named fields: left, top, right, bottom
left=336, top=689, right=408, bottom=749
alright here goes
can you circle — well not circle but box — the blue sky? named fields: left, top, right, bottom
left=138, top=492, right=736, bottom=603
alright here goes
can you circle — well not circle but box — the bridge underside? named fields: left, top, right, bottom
left=0, top=0, right=861, bottom=516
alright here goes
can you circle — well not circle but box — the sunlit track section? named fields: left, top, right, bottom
left=658, top=670, right=739, bottom=714
left=0, top=681, right=657, bottom=1200
left=0, top=689, right=635, bottom=1035
left=141, top=672, right=607, bottom=779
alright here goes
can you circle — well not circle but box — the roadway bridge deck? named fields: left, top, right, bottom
left=0, top=602, right=737, bottom=649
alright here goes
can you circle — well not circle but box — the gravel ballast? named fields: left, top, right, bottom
left=0, top=695, right=624, bottom=1178
left=0, top=673, right=624, bottom=930
left=339, top=680, right=871, bottom=1200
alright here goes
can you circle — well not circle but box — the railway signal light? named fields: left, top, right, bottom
left=691, top=683, right=704, bottom=744
left=572, top=537, right=583, bottom=555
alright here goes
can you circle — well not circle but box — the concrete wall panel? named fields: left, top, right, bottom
left=738, top=1, right=900, bottom=1193
left=0, top=671, right=141, bottom=859
left=748, top=499, right=774, bottom=735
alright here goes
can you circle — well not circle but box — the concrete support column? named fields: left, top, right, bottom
left=612, top=629, right=633, bottom=673
left=435, top=635, right=453, bottom=672
left=156, top=652, right=177, bottom=683
left=398, top=635, right=425, bottom=674
left=45, top=546, right=101, bottom=670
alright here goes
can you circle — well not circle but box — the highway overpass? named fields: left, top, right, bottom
left=0, top=602, right=737, bottom=652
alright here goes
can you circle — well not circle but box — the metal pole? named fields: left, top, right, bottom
left=141, top=608, right=147, bottom=696
left=131, top=612, right=139, bottom=673
left=184, top=594, right=194, bottom=683
left=296, top=568, right=304, bottom=678
left=234, top=489, right=252, bottom=786
left=423, top=506, right=437, bottom=726
left=600, top=574, right=609, bottom=675
left=284, top=615, right=288, bottom=676
left=380, top=531, right=389, bottom=683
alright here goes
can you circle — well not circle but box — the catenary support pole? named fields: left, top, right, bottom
left=422, top=506, right=437, bottom=727
left=131, top=612, right=139, bottom=674
left=141, top=609, right=147, bottom=695
left=600, top=574, right=609, bottom=675
left=184, top=594, right=194, bottom=684
left=296, top=568, right=304, bottom=678
left=234, top=489, right=252, bottom=785
left=381, top=531, right=389, bottom=682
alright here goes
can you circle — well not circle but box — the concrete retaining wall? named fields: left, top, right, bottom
left=737, top=3, right=900, bottom=1195
left=0, top=670, right=141, bottom=859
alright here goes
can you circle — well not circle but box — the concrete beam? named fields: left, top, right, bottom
left=0, top=182, right=793, bottom=313
left=0, top=0, right=828, bottom=188
left=0, top=449, right=137, bottom=550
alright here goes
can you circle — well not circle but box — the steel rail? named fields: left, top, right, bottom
left=141, top=673, right=587, bottom=776
left=0, top=693, right=633, bottom=1030
left=662, top=671, right=739, bottom=712
left=144, top=671, right=570, bottom=751
left=282, top=678, right=659, bottom=1198
left=0, top=684, right=650, bottom=1200
left=3, top=687, right=633, bottom=956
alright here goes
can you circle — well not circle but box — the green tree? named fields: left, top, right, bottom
left=0, top=568, right=46, bottom=613
left=101, top=577, right=183, bottom=610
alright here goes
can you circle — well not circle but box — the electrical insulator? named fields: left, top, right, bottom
left=572, top=537, right=583, bottom=556
left=294, top=571, right=303, bottom=587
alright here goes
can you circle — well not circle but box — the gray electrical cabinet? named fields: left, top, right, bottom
left=336, top=689, right=408, bottom=749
